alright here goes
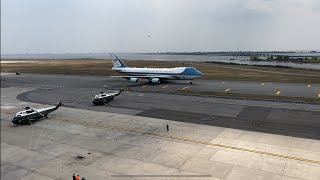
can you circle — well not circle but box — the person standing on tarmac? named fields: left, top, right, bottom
left=76, top=175, right=81, bottom=180
left=73, top=174, right=76, bottom=180
left=166, top=124, right=169, bottom=131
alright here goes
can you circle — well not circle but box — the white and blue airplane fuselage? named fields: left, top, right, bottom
left=111, top=54, right=203, bottom=84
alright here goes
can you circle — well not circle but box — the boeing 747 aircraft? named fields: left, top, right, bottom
left=111, top=54, right=203, bottom=84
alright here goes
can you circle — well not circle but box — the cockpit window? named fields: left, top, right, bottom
left=26, top=110, right=34, bottom=113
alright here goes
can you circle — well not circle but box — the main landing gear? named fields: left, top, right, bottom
left=26, top=117, right=32, bottom=125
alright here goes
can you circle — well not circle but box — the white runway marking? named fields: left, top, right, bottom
left=225, top=88, right=231, bottom=92
left=24, top=84, right=64, bottom=88
left=276, top=91, right=281, bottom=95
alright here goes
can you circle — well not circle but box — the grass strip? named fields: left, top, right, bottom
left=2, top=59, right=320, bottom=83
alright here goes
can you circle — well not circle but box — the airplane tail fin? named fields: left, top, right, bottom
left=110, top=53, right=127, bottom=68
left=55, top=101, right=63, bottom=109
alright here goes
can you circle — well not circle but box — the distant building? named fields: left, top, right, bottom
left=250, top=55, right=259, bottom=61
left=250, top=54, right=268, bottom=61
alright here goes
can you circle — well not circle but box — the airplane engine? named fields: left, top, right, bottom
left=128, top=78, right=139, bottom=83
left=150, top=78, right=160, bottom=84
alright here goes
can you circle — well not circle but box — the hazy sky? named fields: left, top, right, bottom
left=1, top=0, right=320, bottom=54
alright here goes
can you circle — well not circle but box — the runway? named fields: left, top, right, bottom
left=1, top=73, right=320, bottom=179
left=1, top=73, right=320, bottom=139
left=2, top=73, right=320, bottom=98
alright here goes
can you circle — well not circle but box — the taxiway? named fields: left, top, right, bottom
left=1, top=73, right=320, bottom=139
left=1, top=73, right=320, bottom=179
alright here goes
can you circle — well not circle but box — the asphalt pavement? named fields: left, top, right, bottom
left=1, top=73, right=320, bottom=139
left=2, top=73, right=319, bottom=98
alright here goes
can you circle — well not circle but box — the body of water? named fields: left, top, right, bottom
left=119, top=53, right=320, bottom=70
left=2, top=52, right=320, bottom=70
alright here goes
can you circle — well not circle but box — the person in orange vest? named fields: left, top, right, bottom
left=76, top=175, right=80, bottom=180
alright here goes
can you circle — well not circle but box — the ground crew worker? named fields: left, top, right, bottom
left=73, top=174, right=76, bottom=180
left=166, top=124, right=169, bottom=131
left=76, top=175, right=80, bottom=180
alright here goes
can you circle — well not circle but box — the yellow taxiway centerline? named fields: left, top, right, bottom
left=276, top=91, right=281, bottom=95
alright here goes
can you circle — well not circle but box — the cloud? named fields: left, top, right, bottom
left=244, top=0, right=278, bottom=13
left=1, top=0, right=320, bottom=53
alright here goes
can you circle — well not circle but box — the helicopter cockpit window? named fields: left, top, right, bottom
left=26, top=110, right=34, bottom=113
